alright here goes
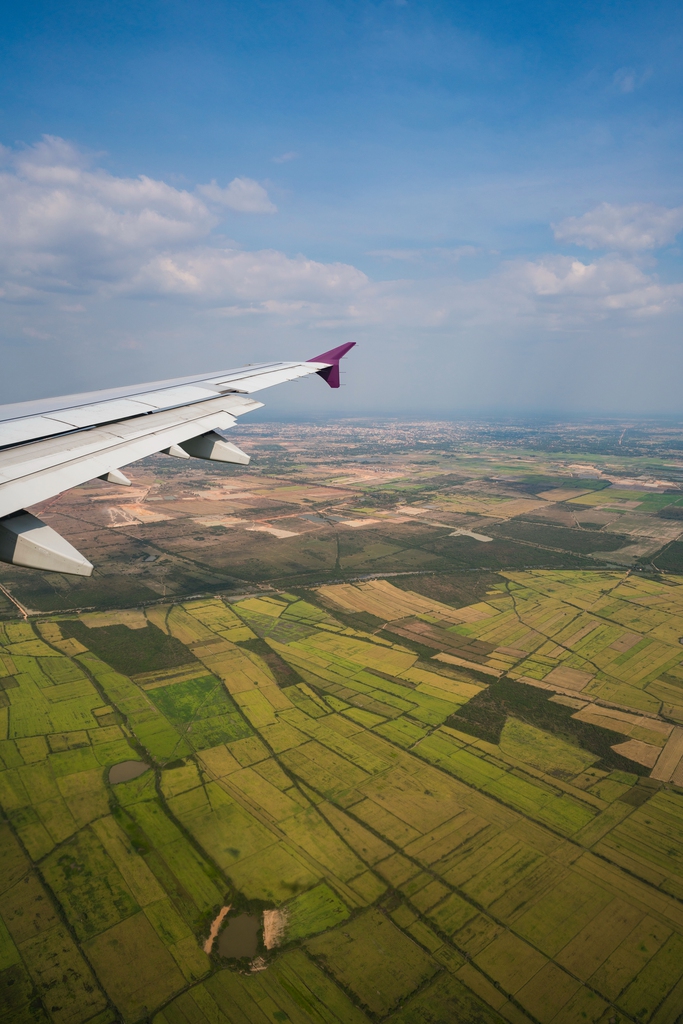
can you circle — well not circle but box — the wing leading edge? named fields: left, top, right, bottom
left=0, top=342, right=355, bottom=576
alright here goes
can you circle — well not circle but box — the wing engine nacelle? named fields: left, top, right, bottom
left=0, top=511, right=93, bottom=577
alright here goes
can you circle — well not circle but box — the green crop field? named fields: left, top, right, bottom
left=2, top=574, right=683, bottom=1023
left=284, top=882, right=350, bottom=940
left=156, top=948, right=372, bottom=1024
left=306, top=908, right=438, bottom=1015
left=61, top=619, right=197, bottom=675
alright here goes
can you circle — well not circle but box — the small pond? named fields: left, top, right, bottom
left=218, top=914, right=260, bottom=958
left=109, top=760, right=150, bottom=785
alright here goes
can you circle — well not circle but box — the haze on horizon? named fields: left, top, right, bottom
left=0, top=0, right=681, bottom=419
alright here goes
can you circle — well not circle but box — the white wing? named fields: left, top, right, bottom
left=0, top=344, right=354, bottom=576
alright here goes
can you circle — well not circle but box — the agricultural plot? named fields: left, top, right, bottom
left=0, top=621, right=222, bottom=1023
left=84, top=912, right=188, bottom=1021
left=147, top=674, right=253, bottom=749
left=492, top=518, right=631, bottom=554
left=3, top=572, right=683, bottom=1023
left=567, top=488, right=683, bottom=513
left=283, top=882, right=350, bottom=941
left=306, top=909, right=438, bottom=1015
left=0, top=822, right=109, bottom=1024
left=60, top=618, right=196, bottom=676
left=155, top=948, right=372, bottom=1024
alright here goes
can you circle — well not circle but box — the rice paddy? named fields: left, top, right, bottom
left=2, top=574, right=683, bottom=1022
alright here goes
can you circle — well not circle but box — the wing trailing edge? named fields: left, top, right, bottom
left=0, top=344, right=355, bottom=575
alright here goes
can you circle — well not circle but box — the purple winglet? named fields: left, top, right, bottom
left=306, top=342, right=356, bottom=388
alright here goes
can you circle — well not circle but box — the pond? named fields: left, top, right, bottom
left=109, top=760, right=150, bottom=785
left=218, top=914, right=260, bottom=959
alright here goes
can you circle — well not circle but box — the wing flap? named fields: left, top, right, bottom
left=0, top=394, right=262, bottom=517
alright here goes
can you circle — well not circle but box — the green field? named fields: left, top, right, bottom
left=492, top=519, right=631, bottom=554
left=306, top=909, right=438, bottom=1015
left=2, top=575, right=683, bottom=1023
left=284, top=883, right=349, bottom=941
left=61, top=619, right=196, bottom=675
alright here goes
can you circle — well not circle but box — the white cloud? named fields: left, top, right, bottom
left=331, top=254, right=683, bottom=333
left=0, top=137, right=339, bottom=306
left=553, top=202, right=683, bottom=251
left=196, top=177, right=276, bottom=213
left=499, top=255, right=683, bottom=322
left=127, top=247, right=368, bottom=303
left=272, top=151, right=299, bottom=164
left=0, top=136, right=214, bottom=296
left=0, top=137, right=681, bottom=345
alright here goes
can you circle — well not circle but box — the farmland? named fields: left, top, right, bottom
left=2, top=570, right=683, bottom=1022
left=2, top=419, right=683, bottom=1022
left=3, top=415, right=683, bottom=612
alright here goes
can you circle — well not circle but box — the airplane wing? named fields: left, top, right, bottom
left=0, top=342, right=354, bottom=576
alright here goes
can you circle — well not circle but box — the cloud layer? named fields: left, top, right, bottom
left=553, top=202, right=683, bottom=251
left=0, top=136, right=284, bottom=300
left=1, top=137, right=682, bottom=405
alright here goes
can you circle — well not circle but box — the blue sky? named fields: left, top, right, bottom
left=1, top=0, right=682, bottom=416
